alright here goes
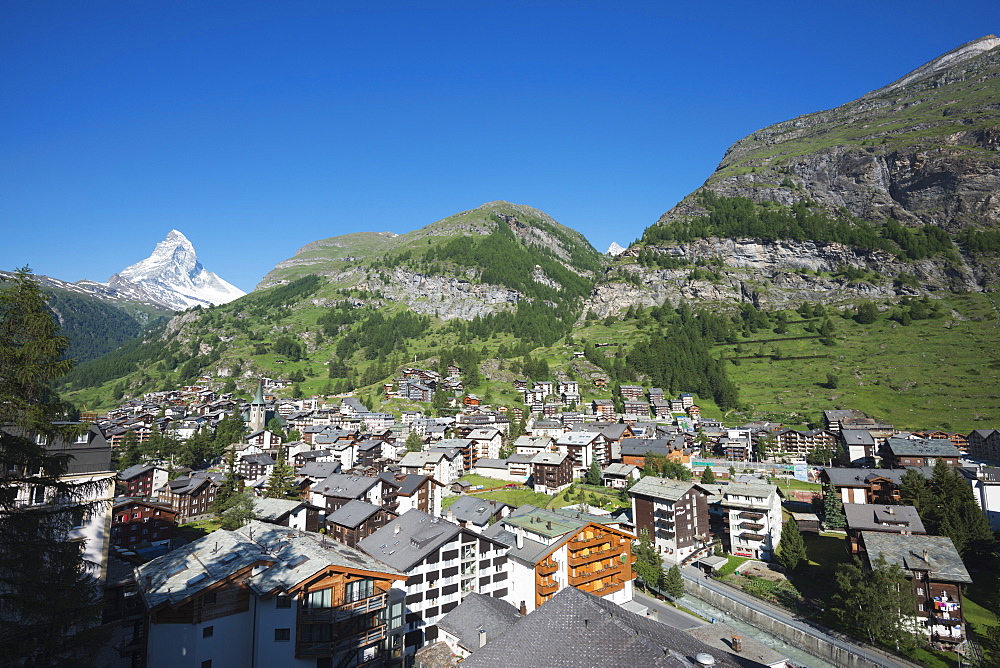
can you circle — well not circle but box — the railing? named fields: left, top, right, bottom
left=537, top=560, right=558, bottom=575
left=569, top=532, right=609, bottom=549
left=737, top=532, right=767, bottom=543
left=298, top=593, right=387, bottom=623
left=739, top=511, right=764, bottom=520
left=296, top=625, right=386, bottom=658
left=740, top=522, right=764, bottom=531
left=568, top=545, right=615, bottom=566
left=582, top=578, right=625, bottom=595
left=568, top=561, right=624, bottom=585
left=537, top=580, right=558, bottom=591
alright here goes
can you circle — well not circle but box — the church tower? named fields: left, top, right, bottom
left=248, top=380, right=267, bottom=432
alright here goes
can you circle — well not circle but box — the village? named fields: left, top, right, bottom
left=24, top=369, right=1000, bottom=668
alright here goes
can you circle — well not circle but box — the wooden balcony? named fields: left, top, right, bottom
left=537, top=580, right=558, bottom=592
left=536, top=560, right=558, bottom=576
left=740, top=522, right=764, bottom=531
left=738, top=532, right=767, bottom=543
left=568, top=560, right=625, bottom=586
left=569, top=532, right=611, bottom=550
left=577, top=577, right=625, bottom=596
left=298, top=592, right=388, bottom=623
left=567, top=545, right=616, bottom=566
left=739, top=511, right=764, bottom=520
left=296, top=624, right=386, bottom=658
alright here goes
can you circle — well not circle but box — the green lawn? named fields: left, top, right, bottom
left=547, top=484, right=629, bottom=511
left=443, top=489, right=554, bottom=512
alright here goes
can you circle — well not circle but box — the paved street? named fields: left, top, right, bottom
left=680, top=566, right=923, bottom=668
left=631, top=589, right=707, bottom=631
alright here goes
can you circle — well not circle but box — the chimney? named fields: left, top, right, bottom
left=546, top=521, right=552, bottom=530
left=887, top=506, right=894, bottom=514
left=394, top=524, right=401, bottom=535
left=516, top=532, right=524, bottom=549
left=478, top=626, right=487, bottom=648
left=519, top=601, right=527, bottom=615
left=731, top=635, right=742, bottom=652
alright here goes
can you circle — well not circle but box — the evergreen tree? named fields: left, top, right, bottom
left=405, top=431, right=423, bottom=452
left=632, top=529, right=663, bottom=589
left=830, top=555, right=918, bottom=652
left=212, top=449, right=243, bottom=516
left=0, top=268, right=108, bottom=664
left=776, top=519, right=807, bottom=572
left=214, top=410, right=247, bottom=452
left=822, top=482, right=846, bottom=529
left=700, top=467, right=717, bottom=484
left=922, top=458, right=994, bottom=557
left=117, top=430, right=142, bottom=469
left=586, top=460, right=603, bottom=486
left=220, top=493, right=256, bottom=530
left=264, top=448, right=300, bottom=500
left=663, top=565, right=685, bottom=599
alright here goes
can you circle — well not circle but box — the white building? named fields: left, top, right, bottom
left=720, top=482, right=783, bottom=561
left=137, top=521, right=406, bottom=668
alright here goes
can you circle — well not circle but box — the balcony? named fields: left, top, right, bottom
left=740, top=522, right=764, bottom=531
left=298, top=592, right=388, bottom=623
left=537, top=579, right=558, bottom=592
left=738, top=532, right=767, bottom=543
left=537, top=560, right=558, bottom=576
left=578, top=577, right=625, bottom=596
left=569, top=532, right=611, bottom=550
left=568, top=560, right=625, bottom=586
left=568, top=545, right=615, bottom=566
left=739, top=511, right=764, bottom=521
left=296, top=624, right=387, bottom=658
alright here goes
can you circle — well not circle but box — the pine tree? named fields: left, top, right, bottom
left=586, top=460, right=602, bottom=486
left=264, top=448, right=300, bottom=500
left=822, top=482, right=846, bottom=529
left=663, top=565, right=685, bottom=599
left=830, top=555, right=918, bottom=652
left=632, top=529, right=663, bottom=589
left=405, top=431, right=423, bottom=452
left=220, top=493, right=256, bottom=530
left=700, top=467, right=717, bottom=484
left=776, top=519, right=807, bottom=572
left=212, top=449, right=243, bottom=516
left=0, top=268, right=108, bottom=664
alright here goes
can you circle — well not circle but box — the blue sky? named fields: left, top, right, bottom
left=1, top=1, right=996, bottom=293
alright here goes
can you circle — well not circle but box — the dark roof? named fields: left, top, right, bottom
left=396, top=474, right=434, bottom=495
left=861, top=532, right=972, bottom=584
left=118, top=464, right=157, bottom=480
left=843, top=503, right=925, bottom=534
left=884, top=438, right=961, bottom=458
left=436, top=592, right=521, bottom=652
left=447, top=496, right=512, bottom=527
left=620, top=438, right=671, bottom=457
left=460, top=587, right=738, bottom=668
left=325, top=500, right=386, bottom=529
left=358, top=509, right=462, bottom=572
left=314, top=473, right=380, bottom=499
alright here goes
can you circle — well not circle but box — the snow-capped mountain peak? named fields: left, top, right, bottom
left=107, top=230, right=245, bottom=311
left=606, top=242, right=626, bottom=256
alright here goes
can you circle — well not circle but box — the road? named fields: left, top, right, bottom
left=631, top=589, right=706, bottom=631
left=679, top=566, right=923, bottom=668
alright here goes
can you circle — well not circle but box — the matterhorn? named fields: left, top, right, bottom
left=102, top=230, right=245, bottom=311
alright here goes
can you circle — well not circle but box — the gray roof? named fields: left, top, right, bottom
left=118, top=464, right=158, bottom=480
left=823, top=467, right=917, bottom=487
left=861, top=532, right=972, bottom=584
left=843, top=503, right=925, bottom=534
left=447, top=496, right=513, bottom=527
left=137, top=521, right=401, bottom=610
left=475, top=458, right=508, bottom=469
left=326, top=500, right=387, bottom=529
left=297, top=461, right=341, bottom=479
left=436, top=592, right=521, bottom=652
left=620, top=438, right=671, bottom=457
left=400, top=451, right=446, bottom=467
left=840, top=429, right=876, bottom=446
left=460, top=586, right=738, bottom=668
left=629, top=476, right=700, bottom=502
left=884, top=438, right=961, bottom=458
left=253, top=497, right=316, bottom=523
left=396, top=474, right=435, bottom=495
left=314, top=473, right=380, bottom=499
left=722, top=482, right=779, bottom=503
left=358, top=509, right=462, bottom=572
left=686, top=622, right=787, bottom=667
left=531, top=451, right=568, bottom=466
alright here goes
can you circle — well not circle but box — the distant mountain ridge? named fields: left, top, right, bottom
left=102, top=230, right=245, bottom=311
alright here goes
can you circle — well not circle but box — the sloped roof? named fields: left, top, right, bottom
left=861, top=532, right=972, bottom=584
left=448, top=496, right=513, bottom=527
left=459, top=586, right=737, bottom=668
left=884, top=438, right=961, bottom=458
left=843, top=503, right=925, bottom=534
left=437, top=592, right=521, bottom=652
left=358, top=509, right=461, bottom=572
left=325, top=500, right=387, bottom=529
left=137, top=521, right=402, bottom=610
left=629, top=477, right=699, bottom=502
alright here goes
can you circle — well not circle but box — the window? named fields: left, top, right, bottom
left=203, top=626, right=214, bottom=638
left=276, top=595, right=291, bottom=608
left=275, top=628, right=290, bottom=642
left=307, top=588, right=332, bottom=609
left=345, top=578, right=374, bottom=603
left=202, top=591, right=217, bottom=605
left=201, top=662, right=212, bottom=668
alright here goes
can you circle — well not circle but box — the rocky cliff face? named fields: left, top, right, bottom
left=590, top=36, right=1000, bottom=315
